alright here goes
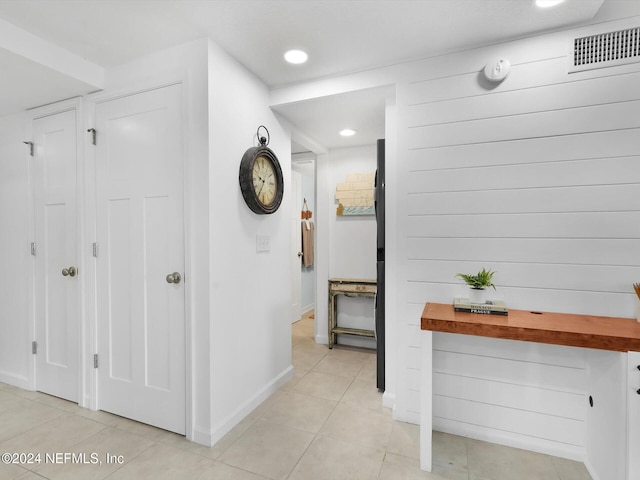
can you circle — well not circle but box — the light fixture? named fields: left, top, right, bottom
left=339, top=129, right=357, bottom=137
left=535, top=0, right=565, bottom=8
left=284, top=49, right=308, bottom=64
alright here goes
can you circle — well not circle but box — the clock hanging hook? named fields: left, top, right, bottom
left=257, top=125, right=270, bottom=146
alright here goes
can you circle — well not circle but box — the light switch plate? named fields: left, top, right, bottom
left=256, top=235, right=270, bottom=252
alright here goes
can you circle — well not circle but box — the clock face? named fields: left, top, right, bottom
left=253, top=155, right=277, bottom=206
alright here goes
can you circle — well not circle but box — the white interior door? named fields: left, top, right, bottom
left=291, top=170, right=302, bottom=323
left=95, top=84, right=185, bottom=434
left=33, top=108, right=79, bottom=402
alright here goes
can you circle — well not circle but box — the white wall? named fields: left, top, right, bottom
left=328, top=145, right=377, bottom=280
left=316, top=144, right=377, bottom=348
left=207, top=40, right=293, bottom=445
left=397, top=14, right=640, bottom=462
left=0, top=112, right=31, bottom=389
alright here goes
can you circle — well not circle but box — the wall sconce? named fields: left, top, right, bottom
left=483, top=58, right=511, bottom=83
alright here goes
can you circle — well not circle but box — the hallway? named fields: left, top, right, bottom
left=0, top=312, right=591, bottom=479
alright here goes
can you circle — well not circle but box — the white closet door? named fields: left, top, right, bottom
left=95, top=84, right=186, bottom=434
left=33, top=108, right=79, bottom=402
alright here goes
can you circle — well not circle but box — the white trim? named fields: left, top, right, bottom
left=433, top=419, right=585, bottom=462
left=87, top=69, right=186, bottom=106
left=25, top=109, right=36, bottom=394
left=584, top=458, right=603, bottom=480
left=0, top=371, right=30, bottom=391
left=201, top=366, right=295, bottom=447
left=382, top=391, right=395, bottom=410
left=191, top=425, right=215, bottom=448
left=419, top=331, right=433, bottom=472
left=83, top=97, right=99, bottom=413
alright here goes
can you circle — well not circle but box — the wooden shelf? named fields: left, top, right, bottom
left=420, top=302, right=640, bottom=352
left=331, top=327, right=375, bottom=337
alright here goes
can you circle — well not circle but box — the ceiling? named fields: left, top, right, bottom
left=1, top=0, right=636, bottom=153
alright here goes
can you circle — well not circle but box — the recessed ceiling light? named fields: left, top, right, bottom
left=284, top=49, right=308, bottom=64
left=339, top=129, right=357, bottom=137
left=535, top=0, right=565, bottom=8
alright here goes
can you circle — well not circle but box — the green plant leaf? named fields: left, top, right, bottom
left=455, top=268, right=496, bottom=289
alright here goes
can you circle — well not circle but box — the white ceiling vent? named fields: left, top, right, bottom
left=570, top=26, right=640, bottom=73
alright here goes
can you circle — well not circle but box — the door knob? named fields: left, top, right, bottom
left=166, top=272, right=182, bottom=284
left=61, top=266, right=77, bottom=277
left=297, top=252, right=303, bottom=257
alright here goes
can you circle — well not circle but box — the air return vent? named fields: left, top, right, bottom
left=570, top=26, right=640, bottom=73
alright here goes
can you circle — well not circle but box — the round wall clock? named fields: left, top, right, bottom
left=239, top=126, right=284, bottom=215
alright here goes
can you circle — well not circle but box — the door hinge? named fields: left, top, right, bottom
left=92, top=242, right=98, bottom=258
left=87, top=128, right=96, bottom=145
left=32, top=341, right=37, bottom=354
left=23, top=141, right=34, bottom=156
left=93, top=354, right=99, bottom=369
left=30, top=242, right=36, bottom=256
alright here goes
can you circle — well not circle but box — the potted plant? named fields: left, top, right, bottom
left=455, top=267, right=496, bottom=304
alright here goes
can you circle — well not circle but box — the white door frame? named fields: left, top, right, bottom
left=27, top=97, right=87, bottom=406
left=84, top=75, right=193, bottom=440
left=291, top=169, right=302, bottom=323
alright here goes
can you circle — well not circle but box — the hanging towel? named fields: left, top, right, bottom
left=301, top=221, right=314, bottom=267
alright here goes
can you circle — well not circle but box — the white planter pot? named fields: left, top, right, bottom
left=469, top=288, right=487, bottom=304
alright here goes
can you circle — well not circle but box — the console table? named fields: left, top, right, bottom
left=421, top=302, right=640, bottom=352
left=328, top=278, right=376, bottom=348
left=419, top=302, right=640, bottom=479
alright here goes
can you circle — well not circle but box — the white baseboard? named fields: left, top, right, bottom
left=315, top=334, right=328, bottom=345
left=382, top=391, right=395, bottom=410
left=191, top=424, right=215, bottom=447
left=583, top=458, right=602, bottom=480
left=391, top=407, right=420, bottom=426
left=193, top=365, right=295, bottom=447
left=302, top=304, right=315, bottom=315
left=0, top=370, right=31, bottom=390
left=433, top=418, right=585, bottom=463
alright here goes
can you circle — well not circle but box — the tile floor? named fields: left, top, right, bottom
left=0, top=312, right=592, bottom=480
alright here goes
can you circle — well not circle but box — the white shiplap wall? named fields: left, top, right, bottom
left=398, top=18, right=640, bottom=459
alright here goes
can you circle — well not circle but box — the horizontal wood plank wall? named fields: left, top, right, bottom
left=398, top=18, right=640, bottom=457
left=433, top=333, right=587, bottom=455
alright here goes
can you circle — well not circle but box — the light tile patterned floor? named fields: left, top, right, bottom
left=0, top=312, right=592, bottom=479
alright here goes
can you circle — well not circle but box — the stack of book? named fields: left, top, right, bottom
left=453, top=297, right=508, bottom=316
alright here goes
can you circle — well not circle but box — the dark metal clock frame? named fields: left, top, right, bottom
left=238, top=126, right=284, bottom=215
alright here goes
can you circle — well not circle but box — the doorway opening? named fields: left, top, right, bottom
left=291, top=153, right=316, bottom=325
left=279, top=85, right=395, bottom=400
